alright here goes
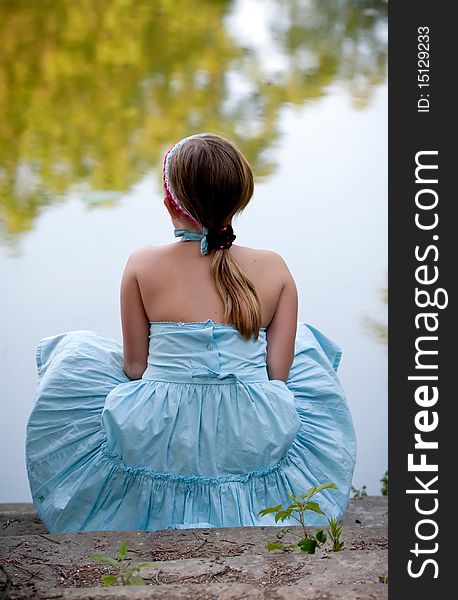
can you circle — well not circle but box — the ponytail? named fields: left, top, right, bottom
left=211, top=250, right=262, bottom=340
left=164, top=132, right=261, bottom=338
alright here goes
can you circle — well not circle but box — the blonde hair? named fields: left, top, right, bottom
left=166, top=134, right=262, bottom=340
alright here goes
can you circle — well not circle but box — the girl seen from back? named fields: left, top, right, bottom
left=26, top=133, right=356, bottom=533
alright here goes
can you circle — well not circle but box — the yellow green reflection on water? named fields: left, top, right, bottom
left=0, top=0, right=387, bottom=244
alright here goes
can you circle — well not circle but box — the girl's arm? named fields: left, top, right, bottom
left=265, top=258, right=298, bottom=381
left=120, top=253, right=150, bottom=380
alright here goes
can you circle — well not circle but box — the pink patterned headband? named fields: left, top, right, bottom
left=163, top=134, right=203, bottom=225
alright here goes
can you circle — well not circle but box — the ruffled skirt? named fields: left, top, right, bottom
left=26, top=323, right=356, bottom=532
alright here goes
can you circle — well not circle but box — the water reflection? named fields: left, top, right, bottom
left=0, top=0, right=387, bottom=245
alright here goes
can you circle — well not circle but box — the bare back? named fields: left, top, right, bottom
left=135, top=242, right=285, bottom=326
left=121, top=241, right=298, bottom=381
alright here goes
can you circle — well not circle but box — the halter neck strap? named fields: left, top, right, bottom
left=174, top=227, right=209, bottom=255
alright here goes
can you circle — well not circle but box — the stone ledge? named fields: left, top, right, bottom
left=0, top=497, right=388, bottom=599
left=4, top=583, right=388, bottom=600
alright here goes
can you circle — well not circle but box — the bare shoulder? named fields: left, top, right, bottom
left=231, top=246, right=293, bottom=280
left=232, top=245, right=287, bottom=263
left=124, top=244, right=174, bottom=272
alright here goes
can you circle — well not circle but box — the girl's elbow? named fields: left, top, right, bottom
left=267, top=365, right=291, bottom=382
left=267, top=355, right=294, bottom=382
left=123, top=362, right=146, bottom=380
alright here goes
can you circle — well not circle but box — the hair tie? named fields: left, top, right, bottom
left=206, top=224, right=236, bottom=251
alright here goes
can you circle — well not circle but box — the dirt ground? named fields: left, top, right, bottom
left=0, top=497, right=388, bottom=600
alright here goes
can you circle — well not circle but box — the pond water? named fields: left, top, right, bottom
left=0, top=0, right=387, bottom=501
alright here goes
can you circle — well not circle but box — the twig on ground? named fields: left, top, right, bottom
left=39, top=534, right=61, bottom=545
left=8, top=562, right=45, bottom=581
left=2, top=518, right=19, bottom=529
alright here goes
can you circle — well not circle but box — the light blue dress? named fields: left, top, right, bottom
left=26, top=320, right=356, bottom=532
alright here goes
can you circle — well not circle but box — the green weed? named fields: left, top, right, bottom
left=327, top=516, right=344, bottom=552
left=259, top=482, right=343, bottom=555
left=89, top=541, right=154, bottom=586
left=351, top=484, right=367, bottom=499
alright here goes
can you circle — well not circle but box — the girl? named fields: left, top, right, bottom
left=26, top=133, right=356, bottom=532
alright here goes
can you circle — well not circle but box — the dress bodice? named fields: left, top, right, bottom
left=142, top=319, right=269, bottom=384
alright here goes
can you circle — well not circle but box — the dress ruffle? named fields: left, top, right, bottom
left=26, top=322, right=356, bottom=532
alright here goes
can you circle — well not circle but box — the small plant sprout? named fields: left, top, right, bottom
left=89, top=541, right=155, bottom=586
left=327, top=517, right=344, bottom=552
left=351, top=484, right=367, bottom=499
left=258, top=482, right=338, bottom=554
left=380, top=470, right=388, bottom=496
